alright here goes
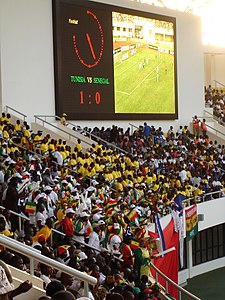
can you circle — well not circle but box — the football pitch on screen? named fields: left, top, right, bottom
left=114, top=47, right=175, bottom=114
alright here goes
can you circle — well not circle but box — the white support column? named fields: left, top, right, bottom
left=187, top=239, right=193, bottom=279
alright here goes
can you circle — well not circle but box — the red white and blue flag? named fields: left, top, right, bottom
left=154, top=213, right=166, bottom=257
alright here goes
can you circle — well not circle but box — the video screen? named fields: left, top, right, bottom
left=113, top=12, right=175, bottom=114
left=52, top=0, right=177, bottom=120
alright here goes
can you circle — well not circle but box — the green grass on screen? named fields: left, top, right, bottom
left=114, top=47, right=175, bottom=114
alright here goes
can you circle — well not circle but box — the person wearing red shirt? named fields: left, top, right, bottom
left=120, top=233, right=133, bottom=271
left=61, top=208, right=75, bottom=236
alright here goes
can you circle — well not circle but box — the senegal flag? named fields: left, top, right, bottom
left=130, top=239, right=139, bottom=250
left=106, top=199, right=117, bottom=210
left=25, top=202, right=36, bottom=214
left=127, top=209, right=139, bottom=221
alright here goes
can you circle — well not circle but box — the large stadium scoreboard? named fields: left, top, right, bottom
left=52, top=0, right=178, bottom=120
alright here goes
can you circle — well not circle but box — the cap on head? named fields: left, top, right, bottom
left=113, top=223, right=120, bottom=230
left=65, top=208, right=76, bottom=214
left=44, top=186, right=53, bottom=192
left=80, top=211, right=90, bottom=218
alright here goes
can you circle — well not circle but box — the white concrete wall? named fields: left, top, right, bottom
left=0, top=0, right=55, bottom=121
left=196, top=197, right=225, bottom=231
left=0, top=0, right=204, bottom=131
left=204, top=51, right=225, bottom=88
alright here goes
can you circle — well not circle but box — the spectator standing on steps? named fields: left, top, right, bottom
left=60, top=113, right=68, bottom=126
left=192, top=115, right=200, bottom=136
left=200, top=118, right=207, bottom=137
left=143, top=122, right=151, bottom=140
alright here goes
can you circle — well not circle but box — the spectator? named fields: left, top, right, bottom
left=5, top=177, right=20, bottom=231
left=40, top=263, right=53, bottom=288
left=33, top=218, right=54, bottom=244
left=143, top=122, right=151, bottom=140
left=200, top=118, right=207, bottom=137
left=134, top=239, right=151, bottom=281
left=88, top=223, right=101, bottom=252
left=61, top=208, right=76, bottom=236
left=192, top=115, right=200, bottom=136
left=60, top=113, right=68, bottom=126
left=0, top=265, right=32, bottom=300
left=46, top=280, right=65, bottom=298
left=52, top=290, right=75, bottom=300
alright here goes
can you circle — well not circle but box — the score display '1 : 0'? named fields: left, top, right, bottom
left=79, top=91, right=101, bottom=105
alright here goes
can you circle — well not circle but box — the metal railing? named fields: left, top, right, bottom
left=37, top=114, right=127, bottom=154
left=0, top=209, right=202, bottom=300
left=213, top=80, right=225, bottom=89
left=5, top=105, right=27, bottom=121
left=203, top=110, right=225, bottom=138
left=34, top=115, right=93, bottom=148
left=0, top=204, right=121, bottom=261
left=0, top=234, right=97, bottom=297
left=0, top=206, right=29, bottom=232
left=182, top=190, right=224, bottom=207
left=129, top=122, right=139, bottom=135
left=150, top=262, right=201, bottom=300
left=65, top=118, right=128, bottom=154
left=129, top=122, right=165, bottom=145
left=52, top=228, right=123, bottom=262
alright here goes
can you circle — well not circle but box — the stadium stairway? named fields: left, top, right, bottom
left=8, top=265, right=46, bottom=299
left=31, top=119, right=94, bottom=152
left=189, top=108, right=225, bottom=144
left=4, top=106, right=95, bottom=152
left=202, top=107, right=225, bottom=144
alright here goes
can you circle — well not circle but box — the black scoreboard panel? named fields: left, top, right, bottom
left=52, top=0, right=178, bottom=120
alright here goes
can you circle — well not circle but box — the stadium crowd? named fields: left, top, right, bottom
left=205, top=85, right=225, bottom=125
left=0, top=112, right=224, bottom=300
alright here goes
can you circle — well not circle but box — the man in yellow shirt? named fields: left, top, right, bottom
left=32, top=218, right=54, bottom=243
left=75, top=139, right=82, bottom=152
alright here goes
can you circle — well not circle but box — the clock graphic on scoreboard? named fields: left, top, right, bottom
left=72, top=9, right=104, bottom=69
left=58, top=2, right=115, bottom=119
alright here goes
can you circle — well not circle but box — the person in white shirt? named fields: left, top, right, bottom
left=40, top=263, right=52, bottom=289
left=88, top=223, right=101, bottom=253
left=107, top=223, right=122, bottom=253
left=43, top=186, right=56, bottom=218
left=52, top=147, right=63, bottom=166
left=98, top=220, right=106, bottom=245
left=35, top=202, right=48, bottom=229
left=179, top=167, right=187, bottom=183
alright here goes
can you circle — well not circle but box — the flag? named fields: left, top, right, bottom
left=127, top=209, right=139, bottom=221
left=185, top=204, right=198, bottom=241
left=147, top=230, right=158, bottom=239
left=97, top=191, right=105, bottom=200
left=57, top=245, right=70, bottom=256
left=106, top=199, right=117, bottom=210
left=74, top=220, right=84, bottom=234
left=154, top=214, right=166, bottom=256
left=179, top=211, right=185, bottom=268
left=130, top=239, right=139, bottom=250
left=25, top=202, right=36, bottom=214
left=151, top=218, right=179, bottom=299
left=133, top=188, right=139, bottom=201
left=171, top=210, right=181, bottom=232
left=147, top=230, right=159, bottom=254
left=79, top=175, right=87, bottom=182
left=172, top=208, right=185, bottom=268
left=174, top=193, right=186, bottom=211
